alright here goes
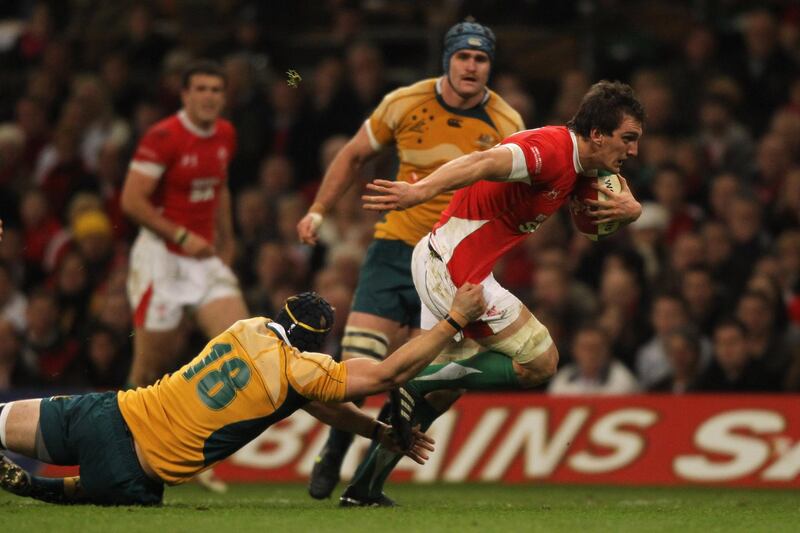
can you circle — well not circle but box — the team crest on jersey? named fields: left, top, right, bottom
left=545, top=189, right=560, bottom=200
left=476, top=134, right=495, bottom=149
left=217, top=147, right=228, bottom=162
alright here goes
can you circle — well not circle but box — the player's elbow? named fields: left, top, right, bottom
left=469, top=150, right=506, bottom=181
left=367, top=367, right=401, bottom=395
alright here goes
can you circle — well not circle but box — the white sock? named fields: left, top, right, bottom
left=0, top=402, right=11, bottom=449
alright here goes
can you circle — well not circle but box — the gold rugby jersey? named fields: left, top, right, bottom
left=117, top=318, right=346, bottom=484
left=366, top=77, right=524, bottom=246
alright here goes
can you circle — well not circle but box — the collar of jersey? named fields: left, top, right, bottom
left=266, top=321, right=292, bottom=347
left=435, top=78, right=495, bottom=130
left=569, top=129, right=584, bottom=175
left=436, top=76, right=489, bottom=106
left=178, top=110, right=216, bottom=138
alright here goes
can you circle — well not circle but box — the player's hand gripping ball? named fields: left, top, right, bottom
left=570, top=171, right=623, bottom=241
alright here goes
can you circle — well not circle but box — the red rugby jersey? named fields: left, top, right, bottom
left=431, top=126, right=584, bottom=285
left=129, top=110, right=236, bottom=253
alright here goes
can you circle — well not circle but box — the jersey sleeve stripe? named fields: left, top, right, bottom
left=364, top=119, right=382, bottom=151
left=130, top=160, right=166, bottom=179
left=501, top=144, right=531, bottom=183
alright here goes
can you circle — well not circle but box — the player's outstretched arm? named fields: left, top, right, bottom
left=342, top=283, right=486, bottom=399
left=586, top=175, right=642, bottom=225
left=362, top=146, right=513, bottom=211
left=297, top=124, right=379, bottom=245
left=302, top=401, right=435, bottom=464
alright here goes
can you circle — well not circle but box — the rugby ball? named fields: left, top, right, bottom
left=570, top=171, right=623, bottom=241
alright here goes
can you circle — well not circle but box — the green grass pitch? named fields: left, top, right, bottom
left=2, top=483, right=798, bottom=533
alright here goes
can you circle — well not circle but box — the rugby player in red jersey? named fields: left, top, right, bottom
left=345, top=80, right=644, bottom=505
left=120, top=60, right=248, bottom=492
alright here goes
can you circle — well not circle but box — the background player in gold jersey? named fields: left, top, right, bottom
left=296, top=20, right=523, bottom=503
left=0, top=285, right=485, bottom=506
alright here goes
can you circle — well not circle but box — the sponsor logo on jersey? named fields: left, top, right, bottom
left=447, top=118, right=462, bottom=128
left=545, top=189, right=560, bottom=200
left=518, top=213, right=548, bottom=233
left=531, top=146, right=542, bottom=175
left=477, top=134, right=495, bottom=149
left=409, top=120, right=426, bottom=133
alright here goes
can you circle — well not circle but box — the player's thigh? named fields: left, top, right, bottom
left=196, top=294, right=249, bottom=337
left=351, top=239, right=420, bottom=329
left=41, top=392, right=163, bottom=505
left=346, top=239, right=420, bottom=360
left=3, top=399, right=41, bottom=457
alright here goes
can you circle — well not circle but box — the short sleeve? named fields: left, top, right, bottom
left=129, top=126, right=173, bottom=179
left=498, top=144, right=531, bottom=183
left=287, top=349, right=348, bottom=402
left=502, top=132, right=560, bottom=186
left=365, top=91, right=402, bottom=150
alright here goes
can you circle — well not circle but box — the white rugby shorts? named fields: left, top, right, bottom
left=127, top=229, right=241, bottom=331
left=411, top=233, right=523, bottom=340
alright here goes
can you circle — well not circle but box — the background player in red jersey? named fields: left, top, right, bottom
left=346, top=80, right=645, bottom=504
left=120, top=60, right=248, bottom=492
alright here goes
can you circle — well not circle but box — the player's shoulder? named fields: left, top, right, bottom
left=379, top=78, right=437, bottom=108
left=485, top=90, right=525, bottom=132
left=144, top=114, right=182, bottom=140
left=504, top=125, right=569, bottom=146
left=215, top=118, right=236, bottom=136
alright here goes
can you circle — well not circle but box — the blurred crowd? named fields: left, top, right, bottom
left=0, top=0, right=798, bottom=394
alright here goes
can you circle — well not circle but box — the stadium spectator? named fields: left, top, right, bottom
left=696, top=93, right=755, bottom=177
left=648, top=326, right=705, bottom=393
left=680, top=265, right=725, bottom=336
left=0, top=261, right=26, bottom=332
left=549, top=324, right=639, bottom=395
left=51, top=250, right=90, bottom=340
left=20, top=288, right=81, bottom=386
left=729, top=8, right=796, bottom=135
left=81, top=322, right=130, bottom=390
left=735, top=290, right=790, bottom=384
left=650, top=164, right=702, bottom=246
left=636, top=293, right=692, bottom=388
left=696, top=318, right=774, bottom=392
left=245, top=241, right=296, bottom=318
left=627, top=201, right=669, bottom=283
left=0, top=318, right=32, bottom=390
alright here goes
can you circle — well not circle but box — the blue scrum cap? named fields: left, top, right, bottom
left=442, top=21, right=496, bottom=73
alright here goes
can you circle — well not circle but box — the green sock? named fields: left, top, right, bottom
left=348, top=400, right=440, bottom=498
left=406, top=350, right=521, bottom=398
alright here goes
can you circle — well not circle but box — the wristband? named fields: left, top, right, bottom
left=307, top=212, right=323, bottom=230
left=174, top=227, right=189, bottom=246
left=443, top=314, right=465, bottom=333
left=309, top=202, right=327, bottom=215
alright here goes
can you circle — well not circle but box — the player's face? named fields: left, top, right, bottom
left=595, top=114, right=642, bottom=173
left=181, top=74, right=226, bottom=127
left=448, top=49, right=491, bottom=99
